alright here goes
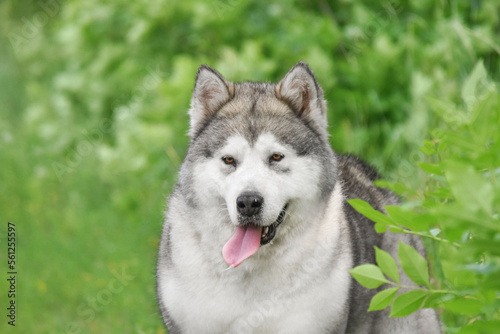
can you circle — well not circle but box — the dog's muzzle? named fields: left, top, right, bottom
left=223, top=195, right=289, bottom=267
left=235, top=192, right=288, bottom=245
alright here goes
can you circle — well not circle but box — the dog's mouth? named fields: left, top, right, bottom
left=222, top=204, right=288, bottom=268
left=260, top=204, right=288, bottom=245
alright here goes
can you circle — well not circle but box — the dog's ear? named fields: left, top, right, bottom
left=189, top=65, right=234, bottom=137
left=276, top=62, right=328, bottom=130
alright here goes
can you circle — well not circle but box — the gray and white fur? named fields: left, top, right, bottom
left=156, top=62, right=441, bottom=333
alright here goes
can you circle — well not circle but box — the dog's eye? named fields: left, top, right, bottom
left=222, top=156, right=236, bottom=166
left=270, top=153, right=284, bottom=162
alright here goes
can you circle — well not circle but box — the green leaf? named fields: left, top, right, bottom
left=422, top=291, right=453, bottom=308
left=385, top=206, right=434, bottom=232
left=432, top=204, right=500, bottom=232
left=444, top=160, right=494, bottom=215
left=349, top=264, right=389, bottom=289
left=440, top=261, right=478, bottom=288
left=441, top=297, right=484, bottom=316
left=417, top=162, right=443, bottom=175
left=468, top=239, right=500, bottom=256
left=388, top=226, right=405, bottom=233
left=458, top=320, right=500, bottom=334
left=398, top=242, right=430, bottom=288
left=374, top=222, right=388, bottom=233
left=442, top=131, right=482, bottom=152
left=427, top=187, right=451, bottom=199
left=462, top=61, right=488, bottom=113
left=368, top=287, right=399, bottom=311
left=390, top=290, right=428, bottom=317
left=419, top=140, right=437, bottom=155
left=373, top=180, right=415, bottom=197
left=375, top=246, right=399, bottom=283
left=426, top=97, right=468, bottom=125
left=438, top=244, right=478, bottom=287
left=347, top=199, right=395, bottom=229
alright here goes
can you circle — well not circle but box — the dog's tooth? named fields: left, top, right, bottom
left=263, top=227, right=269, bottom=235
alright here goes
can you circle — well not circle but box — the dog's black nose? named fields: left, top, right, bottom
left=236, top=192, right=264, bottom=216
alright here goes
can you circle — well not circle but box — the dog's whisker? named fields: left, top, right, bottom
left=222, top=265, right=234, bottom=272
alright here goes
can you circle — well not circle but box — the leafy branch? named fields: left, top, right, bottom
left=349, top=62, right=500, bottom=332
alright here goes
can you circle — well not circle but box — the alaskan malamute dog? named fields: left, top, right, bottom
left=156, top=62, right=441, bottom=333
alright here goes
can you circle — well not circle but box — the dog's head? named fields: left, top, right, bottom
left=179, top=62, right=337, bottom=267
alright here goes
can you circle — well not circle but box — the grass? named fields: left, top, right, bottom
left=0, top=129, right=174, bottom=333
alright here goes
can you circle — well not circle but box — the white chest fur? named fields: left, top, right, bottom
left=158, top=186, right=352, bottom=333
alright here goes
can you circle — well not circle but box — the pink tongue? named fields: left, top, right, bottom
left=222, top=225, right=262, bottom=267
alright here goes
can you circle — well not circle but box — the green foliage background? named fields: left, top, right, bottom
left=0, top=0, right=498, bottom=333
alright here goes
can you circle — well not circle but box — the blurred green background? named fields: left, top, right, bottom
left=0, top=0, right=498, bottom=333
